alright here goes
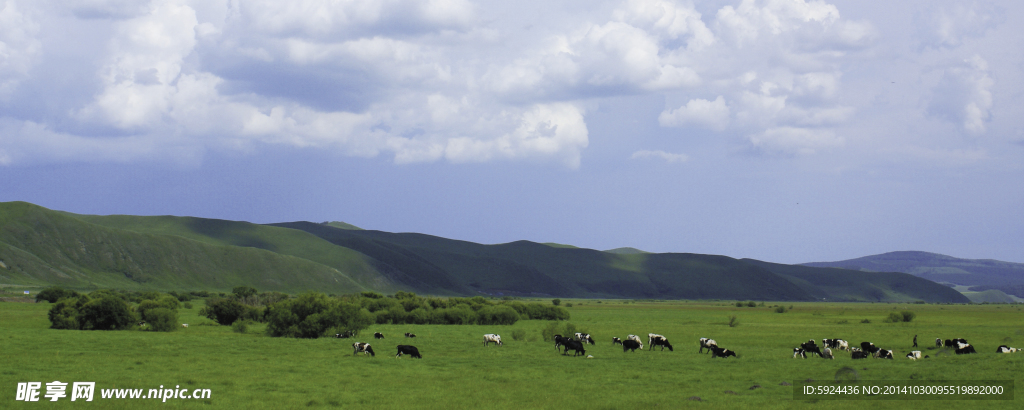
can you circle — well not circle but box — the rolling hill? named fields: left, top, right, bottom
left=802, top=251, right=1024, bottom=298
left=0, top=201, right=971, bottom=302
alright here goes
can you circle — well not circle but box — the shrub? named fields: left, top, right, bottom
left=774, top=306, right=787, bottom=313
left=478, top=305, right=521, bottom=325
left=78, top=297, right=136, bottom=330
left=232, top=320, right=253, bottom=334
left=746, top=301, right=757, bottom=307
left=201, top=298, right=249, bottom=325
left=48, top=295, right=90, bottom=329
left=265, top=292, right=374, bottom=338
left=541, top=322, right=587, bottom=342
left=727, top=315, right=739, bottom=327
left=142, top=308, right=177, bottom=332
left=900, top=311, right=916, bottom=322
left=883, top=312, right=903, bottom=323
left=183, top=302, right=193, bottom=309
left=565, top=303, right=573, bottom=307
left=861, top=319, right=871, bottom=323
left=511, top=329, right=527, bottom=341
left=735, top=301, right=743, bottom=307
left=552, top=299, right=561, bottom=306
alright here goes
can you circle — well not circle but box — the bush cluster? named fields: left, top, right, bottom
left=44, top=287, right=182, bottom=332
left=883, top=310, right=916, bottom=323
left=349, top=293, right=568, bottom=326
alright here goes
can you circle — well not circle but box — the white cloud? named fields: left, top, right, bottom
left=918, top=2, right=1003, bottom=49
left=630, top=149, right=688, bottom=163
left=747, top=126, right=842, bottom=155
left=659, top=95, right=729, bottom=131
left=0, top=0, right=41, bottom=98
left=927, top=55, right=993, bottom=135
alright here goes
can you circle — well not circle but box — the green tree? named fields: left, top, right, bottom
left=78, top=297, right=136, bottom=330
left=552, top=299, right=561, bottom=306
left=265, top=292, right=373, bottom=338
left=48, top=295, right=90, bottom=329
left=202, top=298, right=248, bottom=325
left=36, top=287, right=81, bottom=303
left=142, top=308, right=178, bottom=332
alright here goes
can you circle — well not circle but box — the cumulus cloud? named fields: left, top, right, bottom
left=659, top=95, right=729, bottom=131
left=630, top=149, right=688, bottom=163
left=927, top=55, right=994, bottom=134
left=917, top=1, right=1004, bottom=49
left=0, top=0, right=41, bottom=98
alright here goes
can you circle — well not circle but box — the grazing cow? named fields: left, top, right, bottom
left=374, top=332, right=384, bottom=339
left=622, top=339, right=642, bottom=352
left=836, top=340, right=849, bottom=351
left=944, top=338, right=967, bottom=348
left=563, top=340, right=587, bottom=357
left=935, top=338, right=942, bottom=348
left=650, top=337, right=674, bottom=351
left=352, top=342, right=375, bottom=357
left=649, top=333, right=666, bottom=346
left=699, top=338, right=718, bottom=353
left=181, top=324, right=188, bottom=328
left=860, top=342, right=880, bottom=354
left=396, top=345, right=422, bottom=359
left=575, top=333, right=595, bottom=345
left=335, top=330, right=355, bottom=339
left=955, top=344, right=976, bottom=355
left=710, top=347, right=736, bottom=358
left=823, top=339, right=849, bottom=351
left=821, top=347, right=834, bottom=360
left=996, top=345, right=1019, bottom=353
left=852, top=351, right=869, bottom=359
left=907, top=351, right=923, bottom=360
left=800, top=341, right=822, bottom=357
left=612, top=337, right=623, bottom=345
left=793, top=348, right=806, bottom=359
left=554, top=335, right=573, bottom=352
left=404, top=333, right=416, bottom=338
left=627, top=334, right=642, bottom=343
left=483, top=334, right=503, bottom=346
left=874, top=349, right=894, bottom=359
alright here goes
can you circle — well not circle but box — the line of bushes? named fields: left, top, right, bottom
left=43, top=288, right=181, bottom=331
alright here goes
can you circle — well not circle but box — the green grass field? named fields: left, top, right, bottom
left=2, top=299, right=1022, bottom=409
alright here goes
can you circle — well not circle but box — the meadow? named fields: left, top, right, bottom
left=2, top=298, right=1022, bottom=409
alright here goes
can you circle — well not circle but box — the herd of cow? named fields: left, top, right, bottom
left=791, top=337, right=1020, bottom=361
left=337, top=330, right=1020, bottom=361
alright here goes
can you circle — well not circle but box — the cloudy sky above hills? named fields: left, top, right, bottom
left=2, top=0, right=1022, bottom=264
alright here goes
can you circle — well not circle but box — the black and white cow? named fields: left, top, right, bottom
left=374, top=332, right=385, bottom=339
left=860, top=342, right=880, bottom=354
left=612, top=337, right=623, bottom=345
left=710, top=347, right=736, bottom=358
left=852, top=351, right=869, bottom=359
left=699, top=338, right=718, bottom=353
left=955, top=343, right=976, bottom=355
left=874, top=349, right=894, bottom=359
left=821, top=347, right=834, bottom=360
left=622, top=339, right=642, bottom=352
left=575, top=333, right=595, bottom=345
left=335, top=330, right=355, bottom=339
left=563, top=340, right=587, bottom=357
left=793, top=348, right=806, bottom=359
left=823, top=339, right=849, bottom=351
left=944, top=338, right=967, bottom=348
left=935, top=338, right=942, bottom=348
left=649, top=333, right=665, bottom=346
left=396, top=345, right=422, bottom=358
left=800, top=341, right=822, bottom=357
left=404, top=332, right=416, bottom=338
left=906, top=351, right=923, bottom=360
left=352, top=342, right=375, bottom=357
left=628, top=334, right=642, bottom=343
left=483, top=334, right=503, bottom=346
left=997, top=345, right=1019, bottom=353
left=650, top=336, right=673, bottom=351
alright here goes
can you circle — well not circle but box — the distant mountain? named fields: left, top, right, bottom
left=0, top=201, right=971, bottom=302
left=802, top=251, right=1024, bottom=298
left=605, top=247, right=649, bottom=254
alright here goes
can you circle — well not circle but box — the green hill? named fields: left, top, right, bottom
left=802, top=251, right=1024, bottom=298
left=605, top=247, right=649, bottom=254
left=0, top=202, right=371, bottom=294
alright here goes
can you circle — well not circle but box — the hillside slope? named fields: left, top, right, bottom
left=802, top=251, right=1024, bottom=298
left=0, top=202, right=369, bottom=294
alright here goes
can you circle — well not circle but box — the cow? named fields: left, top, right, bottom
left=612, top=337, right=623, bottom=345
left=649, top=333, right=666, bottom=346
left=710, top=347, right=736, bottom=358
left=944, top=338, right=966, bottom=348
left=836, top=340, right=849, bottom=351
left=800, top=341, right=822, bottom=357
left=793, top=348, right=806, bottom=359
left=554, top=335, right=573, bottom=352
left=628, top=334, right=642, bottom=343
left=852, top=351, right=869, bottom=359
left=622, top=339, right=642, bottom=352
left=396, top=345, right=422, bottom=358
left=647, top=336, right=671, bottom=348
left=404, top=333, right=416, bottom=338
left=821, top=347, right=834, bottom=360
left=824, top=339, right=849, bottom=351
left=860, top=342, right=880, bottom=354
left=352, top=342, right=375, bottom=357
left=575, top=333, right=595, bottom=345
left=935, top=338, right=942, bottom=348
left=181, top=324, right=188, bottom=328
left=483, top=334, right=503, bottom=346
left=335, top=330, right=355, bottom=339
left=874, top=349, right=894, bottom=359
left=563, top=340, right=587, bottom=357
left=955, top=343, right=976, bottom=355
left=907, top=351, right=923, bottom=360
left=997, top=345, right=1019, bottom=353
left=374, top=332, right=384, bottom=339
left=699, top=338, right=717, bottom=353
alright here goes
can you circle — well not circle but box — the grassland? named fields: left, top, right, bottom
left=2, top=298, right=1022, bottom=409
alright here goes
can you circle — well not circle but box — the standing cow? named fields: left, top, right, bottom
left=483, top=334, right=503, bottom=346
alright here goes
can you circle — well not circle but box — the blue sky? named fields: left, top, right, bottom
left=1, top=0, right=1022, bottom=264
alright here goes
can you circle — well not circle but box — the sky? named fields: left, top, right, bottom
left=1, top=0, right=1022, bottom=264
